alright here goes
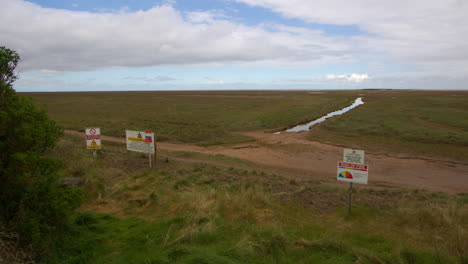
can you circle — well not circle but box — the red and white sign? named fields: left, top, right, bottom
left=337, top=162, right=368, bottom=184
left=145, top=130, right=153, bottom=143
left=85, top=127, right=101, bottom=149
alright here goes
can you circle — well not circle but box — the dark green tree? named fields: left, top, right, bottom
left=0, top=46, right=20, bottom=85
left=0, top=46, right=82, bottom=256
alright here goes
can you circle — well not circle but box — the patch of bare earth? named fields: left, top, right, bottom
left=65, top=130, right=468, bottom=194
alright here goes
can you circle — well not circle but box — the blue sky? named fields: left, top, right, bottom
left=2, top=0, right=467, bottom=91
left=24, top=0, right=365, bottom=36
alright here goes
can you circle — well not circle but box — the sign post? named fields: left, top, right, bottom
left=126, top=130, right=155, bottom=168
left=85, top=128, right=101, bottom=156
left=348, top=182, right=353, bottom=214
left=145, top=130, right=153, bottom=168
left=338, top=149, right=367, bottom=214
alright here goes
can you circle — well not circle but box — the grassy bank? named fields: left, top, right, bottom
left=46, top=134, right=467, bottom=263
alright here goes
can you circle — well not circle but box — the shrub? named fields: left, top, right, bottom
left=0, top=46, right=82, bottom=258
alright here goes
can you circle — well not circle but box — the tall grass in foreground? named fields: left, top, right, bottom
left=47, top=135, right=468, bottom=263
left=0, top=224, right=35, bottom=264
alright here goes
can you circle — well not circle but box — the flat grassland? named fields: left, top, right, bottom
left=24, top=90, right=468, bottom=161
left=308, top=90, right=468, bottom=162
left=24, top=91, right=351, bottom=145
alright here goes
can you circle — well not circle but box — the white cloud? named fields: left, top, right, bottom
left=324, top=73, right=369, bottom=83
left=2, top=0, right=468, bottom=89
left=283, top=73, right=370, bottom=84
left=0, top=0, right=350, bottom=72
left=122, top=74, right=177, bottom=82
left=236, top=0, right=468, bottom=77
left=185, top=10, right=227, bottom=23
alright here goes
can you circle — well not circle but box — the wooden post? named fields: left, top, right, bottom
left=148, top=143, right=152, bottom=168
left=153, top=141, right=157, bottom=168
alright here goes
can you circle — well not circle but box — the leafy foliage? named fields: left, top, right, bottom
left=0, top=46, right=20, bottom=85
left=0, top=47, right=82, bottom=257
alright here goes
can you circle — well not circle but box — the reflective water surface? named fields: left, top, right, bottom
left=276, top=97, right=364, bottom=134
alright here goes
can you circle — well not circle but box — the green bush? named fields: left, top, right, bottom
left=0, top=46, right=82, bottom=258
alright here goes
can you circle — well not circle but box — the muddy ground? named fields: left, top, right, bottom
left=66, top=130, right=468, bottom=194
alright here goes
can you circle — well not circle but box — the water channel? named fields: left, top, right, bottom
left=275, top=97, right=364, bottom=134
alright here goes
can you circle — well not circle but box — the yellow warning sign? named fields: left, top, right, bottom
left=87, top=145, right=101, bottom=149
left=86, top=127, right=102, bottom=150
left=137, top=132, right=142, bottom=139
left=128, top=137, right=146, bottom=142
left=87, top=139, right=101, bottom=149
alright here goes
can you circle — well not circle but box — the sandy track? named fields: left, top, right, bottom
left=65, top=130, right=468, bottom=194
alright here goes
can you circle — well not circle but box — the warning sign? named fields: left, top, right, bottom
left=343, top=149, right=365, bottom=164
left=86, top=128, right=101, bottom=149
left=337, top=162, right=368, bottom=184
left=126, top=130, right=154, bottom=154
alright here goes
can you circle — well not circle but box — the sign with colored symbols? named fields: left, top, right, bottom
left=337, top=162, right=368, bottom=184
left=126, top=130, right=154, bottom=154
left=85, top=128, right=101, bottom=149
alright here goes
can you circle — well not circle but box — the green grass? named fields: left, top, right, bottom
left=48, top=168, right=467, bottom=264
left=308, top=90, right=468, bottom=161
left=46, top=134, right=468, bottom=264
left=23, top=91, right=351, bottom=145
left=25, top=90, right=468, bottom=161
left=52, top=210, right=456, bottom=264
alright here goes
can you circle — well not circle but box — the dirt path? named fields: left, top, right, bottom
left=65, top=130, right=468, bottom=194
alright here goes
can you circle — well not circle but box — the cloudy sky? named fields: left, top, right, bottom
left=2, top=0, right=467, bottom=91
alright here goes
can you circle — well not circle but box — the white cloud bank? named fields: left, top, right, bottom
left=1, top=0, right=468, bottom=89
left=236, top=0, right=468, bottom=78
left=0, top=0, right=349, bottom=72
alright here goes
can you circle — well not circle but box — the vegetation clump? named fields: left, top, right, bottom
left=0, top=46, right=82, bottom=260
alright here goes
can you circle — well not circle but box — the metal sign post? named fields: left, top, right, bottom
left=145, top=130, right=153, bottom=168
left=338, top=148, right=367, bottom=215
left=148, top=143, right=152, bottom=168
left=125, top=130, right=156, bottom=168
left=153, top=140, right=157, bottom=168
left=348, top=182, right=353, bottom=214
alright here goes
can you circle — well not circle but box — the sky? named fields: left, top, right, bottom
left=1, top=0, right=467, bottom=91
